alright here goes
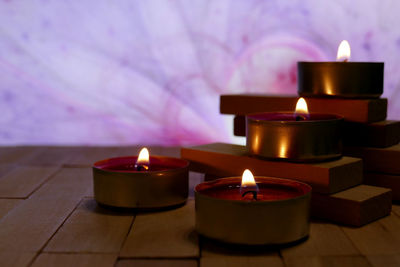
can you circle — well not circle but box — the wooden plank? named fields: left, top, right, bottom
left=120, top=200, right=199, bottom=258
left=117, top=259, right=197, bottom=267
left=364, top=172, right=400, bottom=201
left=0, top=146, right=39, bottom=164
left=343, top=120, right=400, bottom=148
left=0, top=168, right=92, bottom=253
left=281, top=223, right=359, bottom=257
left=220, top=94, right=387, bottom=123
left=367, top=255, right=400, bottom=267
left=0, top=164, right=17, bottom=178
left=344, top=144, right=400, bottom=175
left=32, top=253, right=117, bottom=267
left=0, top=252, right=36, bottom=267
left=201, top=256, right=284, bottom=267
left=45, top=198, right=134, bottom=253
left=0, top=199, right=22, bottom=219
left=64, top=146, right=121, bottom=167
left=342, top=213, right=400, bottom=255
left=312, top=185, right=392, bottom=226
left=181, top=143, right=363, bottom=194
left=21, top=146, right=81, bottom=166
left=392, top=205, right=400, bottom=217
left=233, top=116, right=400, bottom=149
left=283, top=256, right=371, bottom=267
left=0, top=166, right=59, bottom=198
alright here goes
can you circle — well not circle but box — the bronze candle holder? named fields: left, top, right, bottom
left=195, top=176, right=312, bottom=245
left=92, top=156, right=189, bottom=209
left=246, top=112, right=343, bottom=162
left=298, top=62, right=384, bottom=98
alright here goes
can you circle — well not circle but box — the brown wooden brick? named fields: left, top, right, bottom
left=117, top=259, right=197, bottom=267
left=344, top=144, right=400, bottom=175
left=0, top=199, right=22, bottom=219
left=283, top=256, right=371, bottom=267
left=45, top=199, right=134, bottom=253
left=342, top=212, right=400, bottom=255
left=220, top=94, right=387, bottom=123
left=312, top=185, right=392, bottom=226
left=0, top=166, right=59, bottom=198
left=281, top=223, right=359, bottom=256
left=32, top=253, right=118, bottom=267
left=364, top=172, right=400, bottom=201
left=120, top=200, right=199, bottom=258
left=181, top=143, right=363, bottom=194
left=201, top=256, right=283, bottom=267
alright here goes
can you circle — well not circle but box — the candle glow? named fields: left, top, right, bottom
left=295, top=97, right=309, bottom=114
left=240, top=169, right=259, bottom=200
left=336, top=40, right=351, bottom=62
left=135, top=147, right=150, bottom=170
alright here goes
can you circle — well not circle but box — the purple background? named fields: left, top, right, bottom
left=1, top=1, right=399, bottom=145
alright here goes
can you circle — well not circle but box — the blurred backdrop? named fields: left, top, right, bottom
left=1, top=0, right=399, bottom=145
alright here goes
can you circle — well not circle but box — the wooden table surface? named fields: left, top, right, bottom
left=0, top=146, right=400, bottom=267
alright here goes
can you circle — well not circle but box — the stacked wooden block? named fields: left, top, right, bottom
left=181, top=94, right=395, bottom=227
left=220, top=94, right=400, bottom=201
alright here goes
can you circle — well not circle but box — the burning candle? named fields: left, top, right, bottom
left=298, top=40, right=384, bottom=98
left=195, top=169, right=311, bottom=245
left=92, top=148, right=189, bottom=209
left=246, top=98, right=343, bottom=162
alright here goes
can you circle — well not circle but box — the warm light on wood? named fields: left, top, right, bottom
left=337, top=40, right=351, bottom=62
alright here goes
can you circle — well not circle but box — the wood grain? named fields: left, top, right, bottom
left=0, top=146, right=39, bottom=164
left=181, top=143, right=363, bottom=194
left=281, top=223, right=359, bottom=257
left=367, top=255, right=400, bottom=267
left=342, top=213, right=400, bottom=255
left=32, top=253, right=118, bottom=267
left=344, top=144, right=400, bottom=175
left=312, top=185, right=392, bottom=226
left=201, top=256, right=284, bottom=267
left=45, top=198, right=134, bottom=253
left=0, top=199, right=22, bottom=219
left=0, top=166, right=59, bottom=198
left=117, top=259, right=197, bottom=267
left=0, top=168, right=92, bottom=253
left=283, top=256, right=371, bottom=267
left=220, top=94, right=387, bottom=123
left=120, top=200, right=198, bottom=258
left=0, top=252, right=36, bottom=267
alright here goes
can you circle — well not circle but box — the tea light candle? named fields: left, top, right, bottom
left=298, top=40, right=384, bottom=98
left=195, top=169, right=311, bottom=245
left=92, top=148, right=189, bottom=209
left=246, top=98, right=343, bottom=162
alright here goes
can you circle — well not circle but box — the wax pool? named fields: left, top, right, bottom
left=195, top=177, right=311, bottom=201
left=93, top=156, right=187, bottom=172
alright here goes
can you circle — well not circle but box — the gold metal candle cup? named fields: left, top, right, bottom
left=298, top=62, right=384, bottom=98
left=92, top=156, right=189, bottom=209
left=246, top=112, right=343, bottom=162
left=195, top=177, right=312, bottom=245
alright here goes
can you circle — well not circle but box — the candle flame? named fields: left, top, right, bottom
left=241, top=169, right=256, bottom=187
left=336, top=40, right=351, bottom=62
left=295, top=97, right=309, bottom=114
left=135, top=147, right=149, bottom=170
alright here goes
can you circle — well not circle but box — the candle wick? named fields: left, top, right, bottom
left=295, top=115, right=306, bottom=121
left=135, top=164, right=149, bottom=171
left=242, top=190, right=258, bottom=201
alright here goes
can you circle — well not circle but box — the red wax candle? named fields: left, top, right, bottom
left=195, top=175, right=312, bottom=245
left=92, top=152, right=189, bottom=209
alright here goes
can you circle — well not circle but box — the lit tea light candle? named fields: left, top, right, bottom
left=92, top=147, right=189, bottom=209
left=298, top=40, right=384, bottom=98
left=246, top=98, right=343, bottom=162
left=195, top=169, right=312, bottom=245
